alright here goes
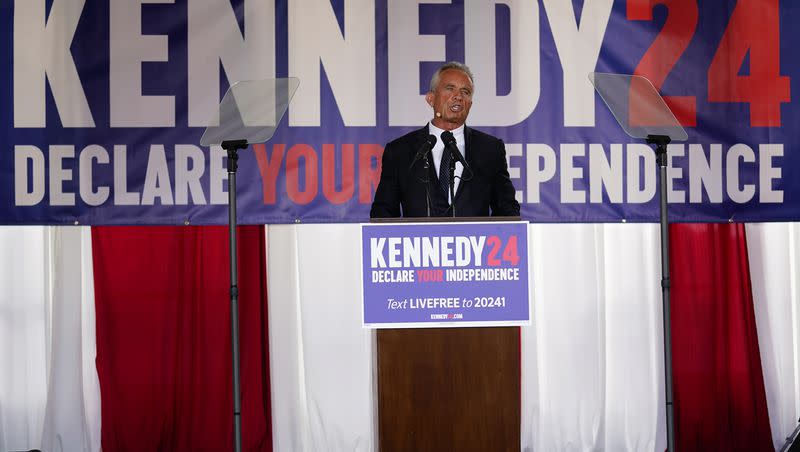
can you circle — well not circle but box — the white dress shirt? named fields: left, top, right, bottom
left=428, top=122, right=466, bottom=203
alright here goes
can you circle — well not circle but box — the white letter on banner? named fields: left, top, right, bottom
left=560, top=144, right=585, bottom=203
left=13, top=0, right=94, bottom=127
left=388, top=237, right=402, bottom=268
left=440, top=237, right=454, bottom=267
left=113, top=145, right=141, bottom=205
left=288, top=0, right=375, bottom=126
left=543, top=0, right=612, bottom=127
left=175, top=145, right=206, bottom=205
left=110, top=0, right=175, bottom=127
left=403, top=237, right=421, bottom=268
left=469, top=236, right=485, bottom=266
left=526, top=144, right=556, bottom=203
left=689, top=144, right=722, bottom=203
left=422, top=237, right=440, bottom=267
left=210, top=146, right=228, bottom=205
left=187, top=0, right=275, bottom=127
left=589, top=143, right=622, bottom=203
left=387, top=0, right=447, bottom=126
left=50, top=145, right=76, bottom=206
left=505, top=143, right=524, bottom=203
left=726, top=144, right=755, bottom=203
left=464, top=0, right=539, bottom=126
left=15, top=145, right=46, bottom=206
left=141, top=145, right=174, bottom=205
left=371, top=238, right=387, bottom=268
left=79, top=145, right=110, bottom=206
left=759, top=144, right=783, bottom=203
left=667, top=144, right=685, bottom=203
left=626, top=143, right=655, bottom=203
left=455, top=236, right=471, bottom=267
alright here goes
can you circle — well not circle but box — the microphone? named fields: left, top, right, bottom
left=409, top=134, right=437, bottom=170
left=440, top=131, right=472, bottom=176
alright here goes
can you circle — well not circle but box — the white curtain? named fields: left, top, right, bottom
left=0, top=226, right=101, bottom=452
left=1, top=223, right=797, bottom=451
left=521, top=223, right=667, bottom=452
left=262, top=222, right=800, bottom=452
left=266, top=224, right=377, bottom=452
left=265, top=223, right=670, bottom=452
left=745, top=223, right=800, bottom=450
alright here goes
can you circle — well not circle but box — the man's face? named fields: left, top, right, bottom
left=426, top=69, right=473, bottom=130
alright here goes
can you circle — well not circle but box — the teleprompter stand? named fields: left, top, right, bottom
left=201, top=78, right=299, bottom=452
left=648, top=133, right=675, bottom=452
left=590, top=73, right=688, bottom=452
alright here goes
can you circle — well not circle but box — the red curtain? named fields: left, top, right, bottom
left=92, top=226, right=272, bottom=452
left=670, top=223, right=772, bottom=451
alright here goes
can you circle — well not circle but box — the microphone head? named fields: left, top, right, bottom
left=426, top=134, right=437, bottom=146
left=440, top=130, right=456, bottom=146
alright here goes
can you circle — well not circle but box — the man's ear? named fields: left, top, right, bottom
left=425, top=92, right=434, bottom=107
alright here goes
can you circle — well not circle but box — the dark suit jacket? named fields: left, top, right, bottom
left=370, top=126, right=520, bottom=218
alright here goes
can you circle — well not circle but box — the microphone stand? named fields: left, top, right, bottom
left=423, top=154, right=432, bottom=217
left=410, top=142, right=434, bottom=217
left=439, top=132, right=472, bottom=218
left=448, top=148, right=457, bottom=217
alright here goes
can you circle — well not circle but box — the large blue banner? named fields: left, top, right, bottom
left=1, top=1, right=797, bottom=224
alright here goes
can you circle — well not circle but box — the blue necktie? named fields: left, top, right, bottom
left=439, top=147, right=452, bottom=199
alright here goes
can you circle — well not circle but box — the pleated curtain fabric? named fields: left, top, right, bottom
left=0, top=226, right=101, bottom=452
left=266, top=224, right=377, bottom=452
left=669, top=223, right=773, bottom=451
left=91, top=226, right=272, bottom=451
left=521, top=223, right=666, bottom=451
left=0, top=226, right=51, bottom=451
left=2, top=223, right=799, bottom=451
left=746, top=223, right=800, bottom=450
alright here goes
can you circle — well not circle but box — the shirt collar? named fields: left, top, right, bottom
left=428, top=122, right=465, bottom=142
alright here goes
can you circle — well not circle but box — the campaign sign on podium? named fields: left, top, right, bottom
left=361, top=221, right=531, bottom=328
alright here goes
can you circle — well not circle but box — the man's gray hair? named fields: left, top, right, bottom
left=428, top=61, right=474, bottom=92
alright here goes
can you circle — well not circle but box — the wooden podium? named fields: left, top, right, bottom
left=372, top=218, right=522, bottom=452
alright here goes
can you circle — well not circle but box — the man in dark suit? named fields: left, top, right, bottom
left=370, top=62, right=520, bottom=218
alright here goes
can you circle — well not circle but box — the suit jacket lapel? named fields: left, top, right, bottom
left=410, top=125, right=445, bottom=196
left=409, top=126, right=436, bottom=183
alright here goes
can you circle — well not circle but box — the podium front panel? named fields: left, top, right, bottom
left=377, top=327, right=520, bottom=452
